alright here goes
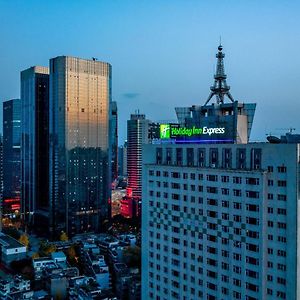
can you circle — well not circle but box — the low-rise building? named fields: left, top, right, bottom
left=0, top=233, right=27, bottom=265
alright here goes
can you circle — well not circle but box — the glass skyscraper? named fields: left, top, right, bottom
left=3, top=99, right=21, bottom=201
left=49, top=56, right=111, bottom=237
left=21, top=67, right=49, bottom=230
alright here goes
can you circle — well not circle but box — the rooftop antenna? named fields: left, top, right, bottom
left=204, top=42, right=235, bottom=106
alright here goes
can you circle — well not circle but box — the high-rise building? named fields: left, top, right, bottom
left=111, top=101, right=118, bottom=181
left=142, top=45, right=297, bottom=299
left=142, top=142, right=299, bottom=300
left=118, top=145, right=124, bottom=177
left=0, top=134, right=3, bottom=231
left=49, top=56, right=112, bottom=237
left=127, top=112, right=150, bottom=199
left=123, top=141, right=128, bottom=177
left=3, top=99, right=21, bottom=206
left=21, top=66, right=49, bottom=230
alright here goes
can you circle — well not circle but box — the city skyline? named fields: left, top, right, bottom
left=1, top=1, right=300, bottom=143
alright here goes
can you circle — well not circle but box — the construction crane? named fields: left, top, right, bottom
left=275, top=127, right=296, bottom=134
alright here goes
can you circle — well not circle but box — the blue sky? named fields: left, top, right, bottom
left=0, top=0, right=299, bottom=143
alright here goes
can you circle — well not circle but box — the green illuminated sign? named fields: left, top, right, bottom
left=160, top=124, right=225, bottom=139
left=160, top=124, right=171, bottom=139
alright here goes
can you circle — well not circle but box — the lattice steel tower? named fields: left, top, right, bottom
left=205, top=44, right=235, bottom=105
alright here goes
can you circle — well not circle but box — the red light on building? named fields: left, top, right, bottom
left=11, top=204, right=20, bottom=210
left=126, top=188, right=133, bottom=198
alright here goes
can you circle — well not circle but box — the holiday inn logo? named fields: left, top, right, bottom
left=160, top=124, right=171, bottom=139
left=160, top=123, right=226, bottom=139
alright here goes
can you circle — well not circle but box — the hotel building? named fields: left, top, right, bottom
left=142, top=46, right=297, bottom=300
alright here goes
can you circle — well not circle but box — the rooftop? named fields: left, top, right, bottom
left=0, top=233, right=26, bottom=250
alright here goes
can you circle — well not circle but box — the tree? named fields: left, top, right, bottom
left=67, top=245, right=76, bottom=260
left=19, top=234, right=30, bottom=248
left=39, top=240, right=57, bottom=256
left=32, top=252, right=39, bottom=259
left=60, top=231, right=68, bottom=242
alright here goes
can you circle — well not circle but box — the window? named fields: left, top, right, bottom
left=207, top=174, right=218, bottom=181
left=207, top=186, right=218, bottom=194
left=221, top=175, right=229, bottom=182
left=171, top=172, right=180, bottom=178
left=222, top=148, right=232, bottom=168
left=246, top=191, right=259, bottom=198
left=246, top=177, right=260, bottom=185
left=237, top=148, right=246, bottom=169
left=277, top=194, right=287, bottom=201
left=246, top=230, right=259, bottom=238
left=197, top=148, right=206, bottom=167
left=277, top=166, right=287, bottom=173
left=222, top=200, right=229, bottom=208
left=176, top=148, right=183, bottom=166
left=165, top=148, right=172, bottom=165
left=277, top=208, right=286, bottom=215
left=222, top=188, right=229, bottom=195
left=156, top=147, right=163, bottom=164
left=277, top=250, right=286, bottom=257
left=209, top=148, right=219, bottom=167
left=187, top=148, right=194, bottom=166
left=233, top=176, right=242, bottom=184
left=277, top=277, right=286, bottom=285
left=233, top=189, right=242, bottom=197
left=277, top=263, right=286, bottom=271
left=278, top=180, right=287, bottom=187
left=277, top=222, right=286, bottom=229
left=246, top=217, right=259, bottom=225
left=233, top=202, right=242, bottom=209
left=246, top=204, right=259, bottom=212
left=251, top=148, right=262, bottom=170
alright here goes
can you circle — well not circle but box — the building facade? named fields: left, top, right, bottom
left=127, top=113, right=149, bottom=199
left=111, top=101, right=118, bottom=181
left=49, top=56, right=112, bottom=236
left=142, top=45, right=296, bottom=300
left=21, top=66, right=49, bottom=229
left=142, top=142, right=298, bottom=300
left=3, top=99, right=21, bottom=202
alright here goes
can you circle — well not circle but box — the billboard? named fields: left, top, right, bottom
left=159, top=124, right=234, bottom=143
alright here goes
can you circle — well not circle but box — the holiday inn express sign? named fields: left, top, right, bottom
left=160, top=123, right=230, bottom=143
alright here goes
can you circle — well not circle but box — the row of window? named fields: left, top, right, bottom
left=155, top=147, right=262, bottom=170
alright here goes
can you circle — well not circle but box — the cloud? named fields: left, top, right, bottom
left=122, top=92, right=140, bottom=99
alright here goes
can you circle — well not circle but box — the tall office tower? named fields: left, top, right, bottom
left=0, top=134, right=3, bottom=231
left=3, top=99, right=21, bottom=202
left=118, top=146, right=124, bottom=177
left=111, top=101, right=118, bottom=181
left=142, top=45, right=298, bottom=300
left=49, top=56, right=112, bottom=237
left=127, top=113, right=150, bottom=199
left=21, top=67, right=49, bottom=230
left=123, top=141, right=128, bottom=176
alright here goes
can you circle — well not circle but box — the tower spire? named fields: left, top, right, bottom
left=204, top=44, right=235, bottom=105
